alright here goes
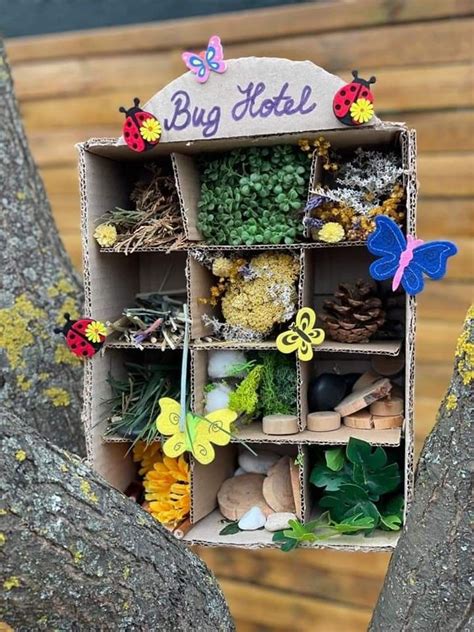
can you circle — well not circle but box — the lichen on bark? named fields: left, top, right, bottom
left=369, top=306, right=474, bottom=631
left=0, top=414, right=235, bottom=631
left=0, top=40, right=84, bottom=455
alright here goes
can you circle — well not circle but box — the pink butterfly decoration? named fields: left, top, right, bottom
left=181, top=35, right=227, bottom=84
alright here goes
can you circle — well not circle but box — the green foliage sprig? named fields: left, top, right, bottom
left=258, top=351, right=297, bottom=416
left=197, top=145, right=310, bottom=245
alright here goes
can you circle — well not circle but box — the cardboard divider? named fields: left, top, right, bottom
left=188, top=255, right=215, bottom=339
left=190, top=445, right=237, bottom=524
left=171, top=153, right=201, bottom=241
left=298, top=444, right=310, bottom=522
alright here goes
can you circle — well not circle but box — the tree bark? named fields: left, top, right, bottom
left=0, top=413, right=235, bottom=631
left=0, top=41, right=85, bottom=455
left=369, top=307, right=473, bottom=631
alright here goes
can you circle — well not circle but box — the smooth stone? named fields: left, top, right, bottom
left=308, top=373, right=347, bottom=412
left=238, top=450, right=280, bottom=474
left=234, top=466, right=246, bottom=477
left=238, top=506, right=267, bottom=531
left=265, top=512, right=297, bottom=532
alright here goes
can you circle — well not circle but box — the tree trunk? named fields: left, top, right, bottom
left=369, top=307, right=473, bottom=631
left=0, top=41, right=85, bottom=455
left=0, top=413, right=235, bottom=631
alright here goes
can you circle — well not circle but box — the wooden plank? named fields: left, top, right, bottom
left=418, top=283, right=472, bottom=323
left=226, top=18, right=474, bottom=70
left=418, top=153, right=474, bottom=197
left=7, top=0, right=474, bottom=63
left=416, top=320, right=463, bottom=364
left=218, top=579, right=372, bottom=632
left=12, top=19, right=474, bottom=102
left=196, top=547, right=386, bottom=609
left=417, top=199, right=474, bottom=238
left=18, top=63, right=473, bottom=131
left=403, top=110, right=474, bottom=153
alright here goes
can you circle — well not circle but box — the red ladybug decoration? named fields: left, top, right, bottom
left=119, top=98, right=162, bottom=153
left=54, top=313, right=107, bottom=359
left=333, top=70, right=376, bottom=126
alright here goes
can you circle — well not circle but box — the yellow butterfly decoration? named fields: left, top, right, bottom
left=276, top=307, right=325, bottom=361
left=156, top=397, right=238, bottom=465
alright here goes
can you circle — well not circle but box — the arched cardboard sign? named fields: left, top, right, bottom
left=117, top=58, right=380, bottom=144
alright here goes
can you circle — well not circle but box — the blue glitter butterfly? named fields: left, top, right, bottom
left=367, top=215, right=457, bottom=296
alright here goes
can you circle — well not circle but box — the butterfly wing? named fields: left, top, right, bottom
left=204, top=409, right=236, bottom=446
left=296, top=339, right=314, bottom=362
left=181, top=52, right=210, bottom=83
left=162, top=432, right=187, bottom=459
left=188, top=416, right=216, bottom=465
left=367, top=216, right=406, bottom=281
left=205, top=35, right=227, bottom=74
left=156, top=397, right=181, bottom=435
left=295, top=307, right=316, bottom=331
left=400, top=241, right=457, bottom=296
left=276, top=329, right=301, bottom=355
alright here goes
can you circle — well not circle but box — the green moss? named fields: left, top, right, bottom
left=258, top=351, right=297, bottom=416
left=228, top=365, right=263, bottom=418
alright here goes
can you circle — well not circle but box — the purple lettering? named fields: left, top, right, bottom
left=164, top=89, right=221, bottom=137
left=231, top=81, right=316, bottom=123
left=163, top=90, right=191, bottom=131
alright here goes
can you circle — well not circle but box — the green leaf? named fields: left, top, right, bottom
left=379, top=514, right=402, bottom=531
left=329, top=514, right=376, bottom=533
left=325, top=447, right=345, bottom=472
left=319, top=483, right=381, bottom=525
left=219, top=521, right=242, bottom=536
left=379, top=494, right=404, bottom=531
left=346, top=438, right=402, bottom=501
left=310, top=463, right=351, bottom=491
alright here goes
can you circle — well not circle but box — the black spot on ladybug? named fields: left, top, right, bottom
left=335, top=104, right=341, bottom=110
left=133, top=143, right=137, bottom=148
left=82, top=351, right=88, bottom=357
left=350, top=86, right=356, bottom=91
left=125, top=131, right=130, bottom=137
left=134, top=133, right=138, bottom=139
left=71, top=344, right=76, bottom=349
left=340, top=90, right=346, bottom=96
left=361, top=91, right=368, bottom=96
left=126, top=120, right=132, bottom=126
left=344, top=99, right=350, bottom=105
left=80, top=341, right=86, bottom=346
left=76, top=323, right=83, bottom=329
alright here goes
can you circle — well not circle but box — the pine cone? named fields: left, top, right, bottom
left=320, top=280, right=385, bottom=343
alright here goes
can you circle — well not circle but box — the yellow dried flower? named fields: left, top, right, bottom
left=220, top=252, right=299, bottom=337
left=143, top=454, right=190, bottom=527
left=94, top=223, right=117, bottom=247
left=132, top=441, right=162, bottom=476
left=318, top=222, right=345, bottom=243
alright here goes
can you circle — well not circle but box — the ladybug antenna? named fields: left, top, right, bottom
left=352, top=70, right=359, bottom=80
left=119, top=106, right=127, bottom=114
left=369, top=76, right=377, bottom=84
left=53, top=313, right=71, bottom=336
left=133, top=97, right=140, bottom=107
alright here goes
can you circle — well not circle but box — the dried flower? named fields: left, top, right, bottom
left=140, top=118, right=162, bottom=142
left=132, top=441, right=162, bottom=476
left=350, top=98, right=374, bottom=124
left=94, top=223, right=117, bottom=247
left=143, top=453, right=190, bottom=527
left=318, top=222, right=345, bottom=243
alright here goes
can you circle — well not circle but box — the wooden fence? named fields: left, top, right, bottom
left=7, top=1, right=473, bottom=628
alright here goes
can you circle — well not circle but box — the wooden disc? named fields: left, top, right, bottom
left=307, top=411, right=341, bottom=431
left=289, top=457, right=302, bottom=519
left=217, top=473, right=272, bottom=521
left=262, top=414, right=298, bottom=435
left=371, top=354, right=405, bottom=377
left=352, top=370, right=380, bottom=392
left=370, top=396, right=403, bottom=416
left=335, top=378, right=392, bottom=417
left=263, top=456, right=296, bottom=513
left=372, top=414, right=404, bottom=429
left=343, top=410, right=373, bottom=429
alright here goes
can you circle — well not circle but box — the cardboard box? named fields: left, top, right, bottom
left=78, top=57, right=416, bottom=550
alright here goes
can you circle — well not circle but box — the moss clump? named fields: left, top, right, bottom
left=197, top=145, right=310, bottom=245
left=258, top=352, right=297, bottom=416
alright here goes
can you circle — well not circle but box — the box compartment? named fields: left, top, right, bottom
left=189, top=248, right=304, bottom=342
